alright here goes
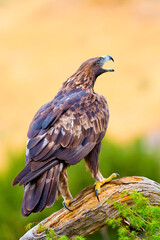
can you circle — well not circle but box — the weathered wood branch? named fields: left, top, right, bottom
left=20, top=176, right=160, bottom=240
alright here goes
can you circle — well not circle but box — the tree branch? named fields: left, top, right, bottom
left=20, top=176, right=160, bottom=240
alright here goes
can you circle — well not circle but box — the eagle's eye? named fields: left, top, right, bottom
left=96, top=60, right=101, bottom=66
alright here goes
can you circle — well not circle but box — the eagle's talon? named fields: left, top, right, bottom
left=94, top=173, right=120, bottom=201
left=95, top=189, right=100, bottom=202
left=63, top=200, right=72, bottom=212
left=115, top=173, right=120, bottom=179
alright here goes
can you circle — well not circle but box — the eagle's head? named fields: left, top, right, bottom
left=78, top=55, right=114, bottom=78
left=64, top=55, right=114, bottom=89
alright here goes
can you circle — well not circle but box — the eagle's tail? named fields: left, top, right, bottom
left=21, top=164, right=61, bottom=217
left=12, top=160, right=62, bottom=217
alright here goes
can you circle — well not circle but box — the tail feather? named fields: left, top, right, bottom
left=23, top=172, right=47, bottom=213
left=46, top=164, right=61, bottom=207
left=32, top=167, right=55, bottom=213
left=21, top=164, right=61, bottom=217
left=21, top=183, right=32, bottom=217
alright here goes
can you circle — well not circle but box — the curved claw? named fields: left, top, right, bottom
left=94, top=173, right=120, bottom=202
left=95, top=189, right=100, bottom=202
left=62, top=202, right=73, bottom=212
left=115, top=173, right=120, bottom=179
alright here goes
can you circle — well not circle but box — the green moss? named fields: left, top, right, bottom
left=25, top=222, right=37, bottom=231
left=106, top=191, right=160, bottom=239
left=36, top=227, right=85, bottom=240
left=37, top=224, right=47, bottom=234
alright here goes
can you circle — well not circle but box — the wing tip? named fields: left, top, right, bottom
left=12, top=176, right=20, bottom=186
left=12, top=179, right=17, bottom=186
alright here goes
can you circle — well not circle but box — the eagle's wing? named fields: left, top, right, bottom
left=25, top=89, right=87, bottom=164
left=13, top=91, right=109, bottom=186
left=27, top=89, right=87, bottom=139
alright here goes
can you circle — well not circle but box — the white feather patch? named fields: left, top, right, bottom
left=61, top=128, right=65, bottom=136
left=26, top=148, right=29, bottom=156
left=71, top=119, right=74, bottom=128
left=54, top=128, right=59, bottom=134
left=42, top=138, right=49, bottom=148
left=46, top=178, right=51, bottom=184
left=59, top=163, right=63, bottom=171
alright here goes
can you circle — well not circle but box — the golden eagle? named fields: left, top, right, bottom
left=12, top=55, right=119, bottom=216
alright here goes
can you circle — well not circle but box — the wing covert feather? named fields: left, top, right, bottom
left=26, top=92, right=109, bottom=166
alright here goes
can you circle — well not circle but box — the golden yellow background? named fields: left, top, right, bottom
left=0, top=0, right=160, bottom=168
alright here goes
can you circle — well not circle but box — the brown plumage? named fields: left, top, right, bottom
left=12, top=55, right=114, bottom=216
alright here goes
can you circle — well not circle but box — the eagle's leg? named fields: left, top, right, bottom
left=84, top=143, right=119, bottom=201
left=58, top=166, right=73, bottom=211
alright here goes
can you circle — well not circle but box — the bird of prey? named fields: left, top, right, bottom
left=12, top=55, right=119, bottom=216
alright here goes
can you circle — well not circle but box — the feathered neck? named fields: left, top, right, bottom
left=63, top=70, right=96, bottom=91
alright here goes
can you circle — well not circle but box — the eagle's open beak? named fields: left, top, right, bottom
left=101, top=55, right=114, bottom=72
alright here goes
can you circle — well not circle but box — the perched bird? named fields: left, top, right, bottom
left=12, top=55, right=119, bottom=216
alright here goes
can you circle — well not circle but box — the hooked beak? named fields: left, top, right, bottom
left=101, top=55, right=114, bottom=72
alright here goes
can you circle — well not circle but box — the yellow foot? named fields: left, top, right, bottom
left=95, top=173, right=120, bottom=201
left=62, top=199, right=72, bottom=212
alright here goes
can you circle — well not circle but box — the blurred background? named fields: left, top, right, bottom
left=0, top=0, right=160, bottom=239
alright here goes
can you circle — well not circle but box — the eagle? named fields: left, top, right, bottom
left=12, top=55, right=119, bottom=216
